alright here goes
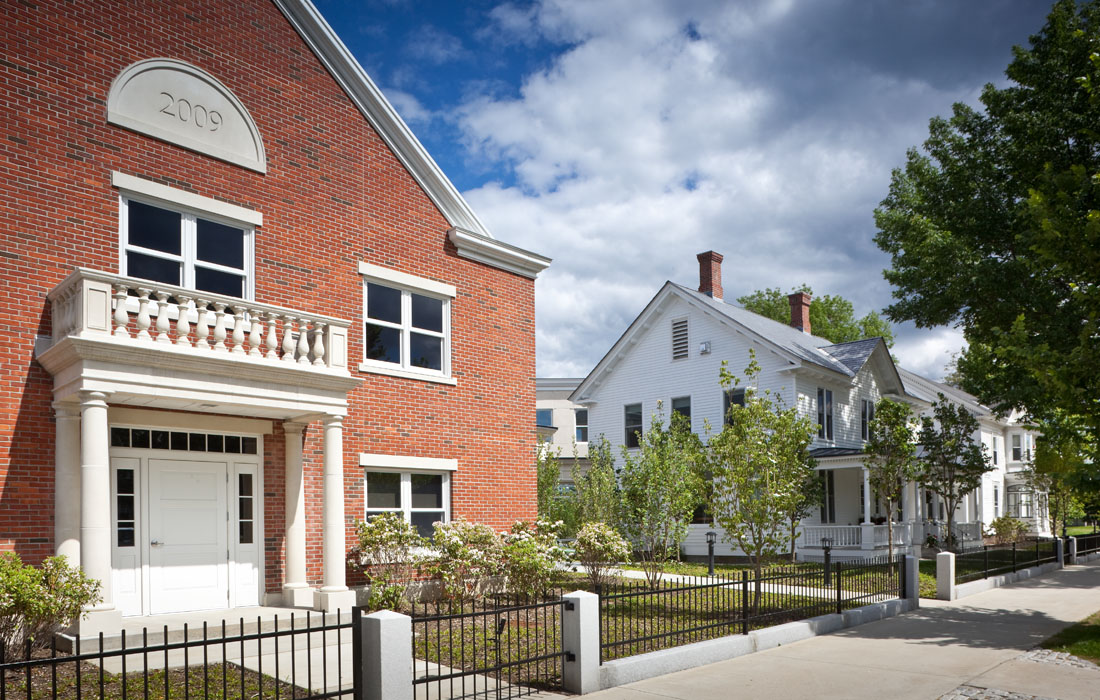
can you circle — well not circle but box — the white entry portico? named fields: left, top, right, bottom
left=39, top=267, right=363, bottom=633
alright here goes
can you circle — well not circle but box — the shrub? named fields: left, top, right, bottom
left=501, top=520, right=566, bottom=599
left=574, top=522, right=630, bottom=592
left=352, top=513, right=424, bottom=612
left=424, top=519, right=503, bottom=606
left=991, top=516, right=1028, bottom=544
left=0, top=553, right=101, bottom=657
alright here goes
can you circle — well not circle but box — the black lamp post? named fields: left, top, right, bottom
left=821, top=536, right=833, bottom=585
left=706, top=530, right=717, bottom=576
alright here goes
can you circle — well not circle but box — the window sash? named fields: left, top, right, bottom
left=120, top=196, right=253, bottom=299
left=364, top=470, right=450, bottom=538
left=575, top=409, right=589, bottom=443
left=818, top=388, right=833, bottom=440
left=624, top=403, right=642, bottom=448
left=363, top=282, right=450, bottom=376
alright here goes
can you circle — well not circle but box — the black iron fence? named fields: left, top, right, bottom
left=408, top=597, right=566, bottom=699
left=598, top=555, right=903, bottom=663
left=955, top=538, right=1058, bottom=584
left=1076, top=533, right=1100, bottom=556
left=0, top=612, right=351, bottom=700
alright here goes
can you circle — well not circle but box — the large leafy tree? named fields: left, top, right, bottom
left=917, top=395, right=994, bottom=550
left=1026, top=429, right=1091, bottom=536
left=737, top=286, right=894, bottom=347
left=618, top=410, right=704, bottom=588
left=874, top=0, right=1100, bottom=457
left=863, top=399, right=919, bottom=566
left=707, top=353, right=817, bottom=611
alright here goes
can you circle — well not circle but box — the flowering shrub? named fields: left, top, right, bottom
left=424, top=519, right=504, bottom=605
left=502, top=520, right=566, bottom=599
left=352, top=513, right=424, bottom=611
left=0, top=553, right=101, bottom=657
left=574, top=522, right=630, bottom=591
left=990, top=515, right=1028, bottom=544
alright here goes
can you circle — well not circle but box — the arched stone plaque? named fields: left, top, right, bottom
left=107, top=59, right=267, bottom=173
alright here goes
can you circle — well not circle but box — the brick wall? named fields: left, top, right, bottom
left=0, top=0, right=537, bottom=592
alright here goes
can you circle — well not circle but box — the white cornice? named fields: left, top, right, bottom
left=272, top=0, right=490, bottom=237
left=447, top=227, right=551, bottom=279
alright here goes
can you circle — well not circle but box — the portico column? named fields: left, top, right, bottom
left=54, top=404, right=81, bottom=563
left=862, top=468, right=872, bottom=523
left=77, top=391, right=121, bottom=633
left=282, top=422, right=313, bottom=607
left=315, top=415, right=355, bottom=612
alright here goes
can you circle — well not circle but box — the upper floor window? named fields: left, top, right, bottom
left=624, top=403, right=642, bottom=448
left=723, top=388, right=745, bottom=426
left=121, top=198, right=252, bottom=299
left=575, top=409, right=588, bottom=443
left=671, top=319, right=689, bottom=360
left=993, top=482, right=1000, bottom=518
left=671, top=396, right=691, bottom=428
left=817, top=388, right=833, bottom=440
left=536, top=409, right=553, bottom=428
left=991, top=436, right=999, bottom=465
left=1011, top=434, right=1022, bottom=461
left=860, top=399, right=875, bottom=441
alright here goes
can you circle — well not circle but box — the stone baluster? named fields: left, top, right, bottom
left=136, top=289, right=153, bottom=341
left=296, top=318, right=312, bottom=365
left=194, top=300, right=210, bottom=350
left=281, top=316, right=298, bottom=363
left=212, top=302, right=228, bottom=352
left=175, top=295, right=192, bottom=347
left=154, top=292, right=172, bottom=344
left=248, top=310, right=263, bottom=357
left=231, top=306, right=247, bottom=354
left=265, top=312, right=280, bottom=360
left=311, top=321, right=327, bottom=366
left=112, top=284, right=129, bottom=338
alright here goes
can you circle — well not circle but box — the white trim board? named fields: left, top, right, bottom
left=359, top=453, right=458, bottom=471
left=112, top=172, right=263, bottom=227
left=358, top=262, right=455, bottom=297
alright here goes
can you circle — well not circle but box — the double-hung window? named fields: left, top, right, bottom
left=861, top=399, right=875, bottom=441
left=365, top=470, right=450, bottom=539
left=723, top=388, right=745, bottom=426
left=624, top=403, right=642, bottom=449
left=574, top=409, right=588, bottom=443
left=360, top=263, right=455, bottom=382
left=817, top=388, right=833, bottom=440
left=671, top=396, right=691, bottom=429
left=121, top=197, right=253, bottom=299
left=536, top=409, right=553, bottom=428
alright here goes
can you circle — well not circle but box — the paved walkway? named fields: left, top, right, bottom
left=586, top=561, right=1100, bottom=700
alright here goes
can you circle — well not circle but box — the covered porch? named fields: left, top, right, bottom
left=39, top=268, right=362, bottom=636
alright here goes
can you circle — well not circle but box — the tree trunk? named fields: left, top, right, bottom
left=789, top=519, right=798, bottom=563
left=886, top=502, right=894, bottom=575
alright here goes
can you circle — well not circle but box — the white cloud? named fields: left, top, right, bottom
left=404, top=25, right=469, bottom=65
left=384, top=88, right=434, bottom=126
left=891, top=325, right=966, bottom=382
left=453, top=0, right=1024, bottom=378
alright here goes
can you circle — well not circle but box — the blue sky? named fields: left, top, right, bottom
left=315, top=0, right=1054, bottom=380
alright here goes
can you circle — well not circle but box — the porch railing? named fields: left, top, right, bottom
left=871, top=522, right=912, bottom=547
left=802, top=525, right=862, bottom=548
left=47, top=268, right=351, bottom=372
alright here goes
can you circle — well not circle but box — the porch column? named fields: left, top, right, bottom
left=862, top=468, right=871, bottom=523
left=78, top=391, right=121, bottom=633
left=315, top=415, right=355, bottom=612
left=283, top=422, right=313, bottom=607
left=54, top=404, right=81, bottom=563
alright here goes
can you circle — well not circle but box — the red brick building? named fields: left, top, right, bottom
left=0, top=0, right=548, bottom=630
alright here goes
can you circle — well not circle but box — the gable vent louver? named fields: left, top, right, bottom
left=672, top=319, right=689, bottom=360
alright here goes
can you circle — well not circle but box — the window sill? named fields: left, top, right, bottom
left=358, top=362, right=457, bottom=385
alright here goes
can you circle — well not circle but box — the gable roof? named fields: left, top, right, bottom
left=271, top=0, right=550, bottom=278
left=897, top=367, right=991, bottom=418
left=572, top=281, right=907, bottom=402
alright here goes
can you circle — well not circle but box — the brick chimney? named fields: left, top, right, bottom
left=696, top=251, right=723, bottom=301
left=788, top=291, right=812, bottom=334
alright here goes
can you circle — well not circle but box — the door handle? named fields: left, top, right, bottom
left=151, top=540, right=164, bottom=546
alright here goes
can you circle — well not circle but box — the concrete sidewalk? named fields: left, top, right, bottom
left=586, top=561, right=1100, bottom=700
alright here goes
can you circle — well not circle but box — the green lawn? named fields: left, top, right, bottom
left=918, top=559, right=937, bottom=598
left=1066, top=525, right=1098, bottom=537
left=1041, top=610, right=1100, bottom=664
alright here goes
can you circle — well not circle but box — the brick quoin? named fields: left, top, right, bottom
left=0, top=0, right=538, bottom=595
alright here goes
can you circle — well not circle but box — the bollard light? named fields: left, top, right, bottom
left=706, top=530, right=717, bottom=577
left=821, top=536, right=833, bottom=585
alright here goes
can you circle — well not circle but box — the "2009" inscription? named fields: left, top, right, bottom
left=158, top=92, right=222, bottom=132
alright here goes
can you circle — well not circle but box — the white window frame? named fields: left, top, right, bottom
left=574, top=409, right=588, bottom=444
left=114, top=173, right=258, bottom=301
left=363, top=469, right=452, bottom=536
left=359, top=262, right=456, bottom=384
left=817, top=388, right=834, bottom=441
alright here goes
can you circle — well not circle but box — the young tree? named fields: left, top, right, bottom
left=618, top=408, right=704, bottom=588
left=737, top=285, right=894, bottom=347
left=917, top=395, right=993, bottom=550
left=874, top=1, right=1100, bottom=457
left=863, top=399, right=919, bottom=565
left=573, top=435, right=620, bottom=527
left=707, top=353, right=817, bottom=611
left=536, top=440, right=580, bottom=534
left=1026, top=431, right=1089, bottom=536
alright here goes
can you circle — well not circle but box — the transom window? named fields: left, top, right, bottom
left=121, top=198, right=253, bottom=299
left=363, top=282, right=449, bottom=375
left=365, top=471, right=449, bottom=538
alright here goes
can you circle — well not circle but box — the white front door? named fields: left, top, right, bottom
left=147, top=459, right=229, bottom=614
